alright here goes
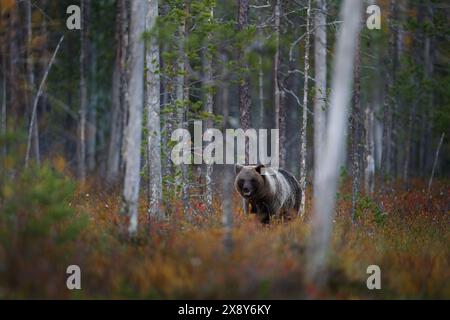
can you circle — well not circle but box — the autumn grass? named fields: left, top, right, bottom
left=0, top=167, right=449, bottom=299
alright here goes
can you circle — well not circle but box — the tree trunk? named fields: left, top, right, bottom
left=78, top=0, right=89, bottom=182
left=351, top=27, right=362, bottom=221
left=364, top=103, right=375, bottom=195
left=237, top=0, right=251, bottom=162
left=122, top=0, right=147, bottom=236
left=380, top=0, right=397, bottom=192
left=7, top=1, right=21, bottom=126
left=299, top=0, right=312, bottom=217
left=87, top=15, right=97, bottom=172
left=313, top=0, right=327, bottom=199
left=25, top=0, right=40, bottom=166
left=307, top=0, right=362, bottom=287
left=107, top=0, right=128, bottom=184
left=204, top=6, right=215, bottom=214
left=146, top=0, right=163, bottom=222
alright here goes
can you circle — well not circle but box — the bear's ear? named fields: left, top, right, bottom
left=255, top=164, right=265, bottom=174
left=235, top=164, right=244, bottom=175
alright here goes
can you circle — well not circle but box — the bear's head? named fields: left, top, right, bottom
left=234, top=164, right=265, bottom=200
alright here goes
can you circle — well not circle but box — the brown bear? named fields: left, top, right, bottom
left=234, top=164, right=302, bottom=223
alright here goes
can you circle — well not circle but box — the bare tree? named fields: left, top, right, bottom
left=364, top=103, right=375, bottom=195
left=380, top=0, right=397, bottom=192
left=78, top=0, right=89, bottom=182
left=307, top=0, right=362, bottom=286
left=204, top=6, right=215, bottom=213
left=313, top=0, right=327, bottom=199
left=299, top=0, right=312, bottom=216
left=351, top=24, right=362, bottom=221
left=121, top=0, right=147, bottom=236
left=25, top=0, right=40, bottom=166
left=237, top=0, right=251, bottom=162
left=146, top=0, right=163, bottom=222
left=107, top=0, right=128, bottom=184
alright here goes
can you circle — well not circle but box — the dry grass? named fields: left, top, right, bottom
left=1, top=173, right=449, bottom=299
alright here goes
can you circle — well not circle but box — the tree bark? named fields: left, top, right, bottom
left=78, top=0, right=89, bottom=182
left=299, top=0, right=312, bottom=217
left=146, top=0, right=163, bottom=222
left=313, top=0, right=327, bottom=199
left=307, top=0, right=362, bottom=287
left=204, top=6, right=215, bottom=214
left=237, top=0, right=251, bottom=162
left=107, top=0, right=128, bottom=184
left=380, top=0, right=397, bottom=192
left=25, top=0, right=40, bottom=166
left=364, top=103, right=375, bottom=194
left=122, top=0, right=147, bottom=236
left=351, top=26, right=362, bottom=221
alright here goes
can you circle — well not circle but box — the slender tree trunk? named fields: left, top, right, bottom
left=146, top=0, right=163, bottom=222
left=25, top=0, right=40, bottom=166
left=175, top=5, right=189, bottom=215
left=258, top=55, right=264, bottom=128
left=107, top=0, right=127, bottom=184
left=380, top=0, right=397, bottom=192
left=122, top=0, right=147, bottom=236
left=1, top=52, right=6, bottom=158
left=78, top=0, right=89, bottom=182
left=427, top=133, right=444, bottom=194
left=299, top=0, right=312, bottom=217
left=204, top=7, right=215, bottom=214
left=307, top=0, right=362, bottom=287
left=237, top=0, right=251, bottom=162
left=7, top=1, right=21, bottom=125
left=364, top=103, right=375, bottom=194
left=26, top=37, right=64, bottom=168
left=87, top=40, right=97, bottom=173
left=351, top=27, right=362, bottom=221
left=313, top=0, right=327, bottom=198
left=273, top=0, right=281, bottom=137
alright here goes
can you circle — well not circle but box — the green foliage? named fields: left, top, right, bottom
left=0, top=164, right=87, bottom=245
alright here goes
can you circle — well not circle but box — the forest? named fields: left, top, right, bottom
left=0, top=0, right=449, bottom=299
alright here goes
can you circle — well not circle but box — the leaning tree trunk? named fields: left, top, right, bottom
left=121, top=0, right=147, bottom=236
left=107, top=0, right=128, bottom=184
left=299, top=0, right=312, bottom=217
left=146, top=0, right=163, bottom=222
left=237, top=0, right=251, bottom=162
left=307, top=0, right=362, bottom=287
left=313, top=0, right=327, bottom=199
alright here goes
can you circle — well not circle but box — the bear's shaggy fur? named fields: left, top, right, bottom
left=234, top=164, right=302, bottom=223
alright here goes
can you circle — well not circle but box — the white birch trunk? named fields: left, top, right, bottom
left=299, top=0, right=312, bottom=216
left=204, top=7, right=214, bottom=214
left=364, top=104, right=375, bottom=195
left=307, top=0, right=362, bottom=285
left=146, top=0, right=163, bottom=221
left=122, top=0, right=147, bottom=236
left=313, top=0, right=327, bottom=199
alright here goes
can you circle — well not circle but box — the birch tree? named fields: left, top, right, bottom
left=299, top=0, right=311, bottom=216
left=313, top=0, right=327, bottom=198
left=204, top=6, right=215, bottom=213
left=307, top=0, right=362, bottom=285
left=122, top=0, right=147, bottom=236
left=146, top=0, right=163, bottom=221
